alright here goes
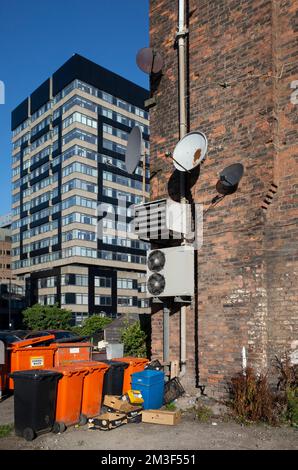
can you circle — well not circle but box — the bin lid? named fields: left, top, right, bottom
left=51, top=365, right=89, bottom=376
left=10, top=335, right=56, bottom=350
left=54, top=342, right=92, bottom=348
left=9, top=369, right=62, bottom=380
left=114, top=357, right=149, bottom=366
left=68, top=360, right=109, bottom=372
left=131, top=369, right=165, bottom=385
left=100, top=360, right=129, bottom=369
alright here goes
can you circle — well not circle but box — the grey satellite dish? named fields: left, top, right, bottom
left=172, top=131, right=208, bottom=172
left=220, top=163, right=244, bottom=187
left=216, top=163, right=244, bottom=195
left=125, top=126, right=143, bottom=174
left=136, top=47, right=163, bottom=74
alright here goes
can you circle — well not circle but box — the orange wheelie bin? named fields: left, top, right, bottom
left=8, top=335, right=56, bottom=390
left=51, top=364, right=88, bottom=433
left=53, top=342, right=92, bottom=366
left=71, top=361, right=109, bottom=418
left=113, top=357, right=149, bottom=393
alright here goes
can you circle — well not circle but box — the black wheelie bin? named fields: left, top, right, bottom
left=10, top=369, right=62, bottom=441
left=100, top=360, right=128, bottom=398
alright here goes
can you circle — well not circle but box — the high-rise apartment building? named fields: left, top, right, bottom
left=11, top=54, right=150, bottom=324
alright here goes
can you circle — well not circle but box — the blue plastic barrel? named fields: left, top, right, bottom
left=131, top=369, right=164, bottom=409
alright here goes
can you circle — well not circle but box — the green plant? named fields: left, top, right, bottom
left=165, top=402, right=177, bottom=411
left=22, top=304, right=72, bottom=330
left=286, top=387, right=298, bottom=427
left=229, top=367, right=276, bottom=425
left=275, top=354, right=298, bottom=391
left=72, top=315, right=112, bottom=337
left=121, top=321, right=147, bottom=357
left=0, top=424, right=13, bottom=438
left=275, top=354, right=298, bottom=427
left=195, top=404, right=212, bottom=423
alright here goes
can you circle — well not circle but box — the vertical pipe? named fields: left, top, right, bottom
left=178, top=0, right=187, bottom=378
left=178, top=0, right=187, bottom=143
left=163, top=307, right=170, bottom=362
left=8, top=277, right=11, bottom=329
left=142, top=152, right=146, bottom=202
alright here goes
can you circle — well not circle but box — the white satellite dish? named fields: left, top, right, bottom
left=172, top=131, right=208, bottom=172
left=125, top=126, right=143, bottom=174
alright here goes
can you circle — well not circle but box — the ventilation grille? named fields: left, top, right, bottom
left=134, top=199, right=168, bottom=239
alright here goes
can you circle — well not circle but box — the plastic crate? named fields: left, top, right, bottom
left=164, top=377, right=185, bottom=404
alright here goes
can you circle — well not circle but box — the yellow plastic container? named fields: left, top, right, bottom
left=127, top=389, right=144, bottom=405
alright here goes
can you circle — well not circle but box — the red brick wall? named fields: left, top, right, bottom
left=149, top=0, right=298, bottom=397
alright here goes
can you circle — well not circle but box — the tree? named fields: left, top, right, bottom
left=22, top=304, right=72, bottom=330
left=73, top=315, right=112, bottom=337
left=121, top=321, right=147, bottom=358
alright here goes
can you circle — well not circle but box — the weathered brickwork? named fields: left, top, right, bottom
left=149, top=0, right=298, bottom=397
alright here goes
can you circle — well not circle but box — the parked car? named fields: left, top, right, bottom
left=24, top=329, right=88, bottom=343
left=0, top=330, right=29, bottom=345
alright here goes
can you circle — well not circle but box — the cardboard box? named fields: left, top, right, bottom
left=103, top=395, right=128, bottom=411
left=89, top=412, right=127, bottom=431
left=142, top=409, right=181, bottom=425
left=104, top=395, right=142, bottom=416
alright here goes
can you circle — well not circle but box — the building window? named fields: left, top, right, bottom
left=62, top=162, right=97, bottom=178
left=38, top=276, right=57, bottom=289
left=62, top=229, right=96, bottom=242
left=61, top=274, right=88, bottom=287
left=94, top=276, right=112, bottom=288
left=117, top=296, right=133, bottom=307
left=63, top=111, right=97, bottom=130
left=95, top=295, right=112, bottom=306
left=62, top=129, right=97, bottom=146
left=62, top=178, right=97, bottom=194
left=61, top=195, right=97, bottom=211
left=62, top=212, right=97, bottom=226
left=61, top=293, right=88, bottom=305
left=38, top=294, right=57, bottom=306
left=117, top=279, right=134, bottom=290
left=102, top=138, right=126, bottom=155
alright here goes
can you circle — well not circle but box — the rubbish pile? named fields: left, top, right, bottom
left=0, top=336, right=184, bottom=440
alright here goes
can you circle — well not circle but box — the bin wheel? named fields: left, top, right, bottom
left=79, top=414, right=88, bottom=426
left=23, top=427, right=35, bottom=441
left=53, top=422, right=66, bottom=434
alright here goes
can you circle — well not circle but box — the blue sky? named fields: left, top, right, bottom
left=0, top=0, right=149, bottom=215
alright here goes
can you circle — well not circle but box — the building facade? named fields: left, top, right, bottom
left=11, top=54, right=150, bottom=324
left=0, top=223, right=11, bottom=282
left=149, top=0, right=298, bottom=397
left=0, top=214, right=25, bottom=328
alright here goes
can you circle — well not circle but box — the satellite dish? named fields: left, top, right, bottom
left=172, top=131, right=208, bottom=172
left=136, top=47, right=163, bottom=74
left=216, top=163, right=244, bottom=195
left=125, top=126, right=143, bottom=174
left=220, top=163, right=244, bottom=186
